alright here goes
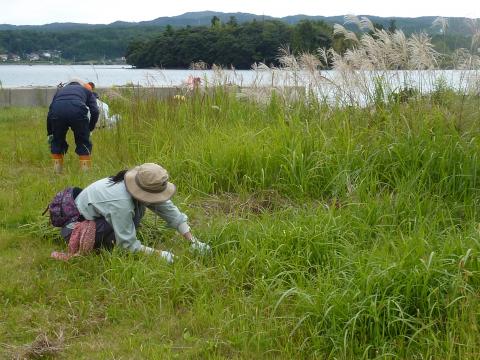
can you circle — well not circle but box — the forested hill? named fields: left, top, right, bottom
left=0, top=11, right=476, bottom=65
left=0, top=26, right=164, bottom=62
left=0, top=11, right=476, bottom=35
left=126, top=20, right=333, bottom=69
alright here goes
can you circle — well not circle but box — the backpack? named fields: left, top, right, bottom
left=43, top=187, right=81, bottom=227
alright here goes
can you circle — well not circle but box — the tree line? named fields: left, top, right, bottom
left=125, top=19, right=334, bottom=69
left=0, top=16, right=474, bottom=67
left=0, top=27, right=163, bottom=62
left=125, top=18, right=476, bottom=69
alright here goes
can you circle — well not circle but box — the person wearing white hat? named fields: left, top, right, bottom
left=62, top=163, right=210, bottom=262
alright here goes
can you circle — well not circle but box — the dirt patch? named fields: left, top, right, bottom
left=191, top=190, right=293, bottom=217
left=6, top=331, right=65, bottom=359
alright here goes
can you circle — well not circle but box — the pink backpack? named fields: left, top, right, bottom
left=43, top=187, right=81, bottom=227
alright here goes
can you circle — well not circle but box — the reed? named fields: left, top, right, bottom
left=239, top=15, right=479, bottom=107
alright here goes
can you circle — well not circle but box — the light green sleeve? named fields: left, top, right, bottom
left=108, top=202, right=142, bottom=252
left=147, top=200, right=188, bottom=231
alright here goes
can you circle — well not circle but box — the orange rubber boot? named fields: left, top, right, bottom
left=51, top=154, right=64, bottom=174
left=79, top=155, right=92, bottom=171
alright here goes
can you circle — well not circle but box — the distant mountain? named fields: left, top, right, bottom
left=0, top=11, right=273, bottom=31
left=282, top=15, right=473, bottom=35
left=137, top=11, right=274, bottom=27
left=0, top=11, right=476, bottom=35
left=0, top=22, right=105, bottom=31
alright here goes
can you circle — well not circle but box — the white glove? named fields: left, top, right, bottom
left=160, top=250, right=175, bottom=263
left=139, top=245, right=174, bottom=263
left=190, top=237, right=211, bottom=254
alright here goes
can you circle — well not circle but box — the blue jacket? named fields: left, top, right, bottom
left=47, top=82, right=100, bottom=135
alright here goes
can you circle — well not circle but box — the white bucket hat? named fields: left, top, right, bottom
left=124, top=163, right=176, bottom=203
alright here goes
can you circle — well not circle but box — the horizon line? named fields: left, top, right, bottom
left=2, top=10, right=479, bottom=27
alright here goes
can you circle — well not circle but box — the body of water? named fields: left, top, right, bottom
left=0, top=64, right=270, bottom=88
left=1, top=65, right=477, bottom=106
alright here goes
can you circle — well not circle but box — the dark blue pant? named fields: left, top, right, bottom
left=50, top=100, right=92, bottom=156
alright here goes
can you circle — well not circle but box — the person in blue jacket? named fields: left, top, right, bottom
left=47, top=79, right=99, bottom=173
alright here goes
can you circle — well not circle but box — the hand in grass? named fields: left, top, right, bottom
left=190, top=236, right=211, bottom=254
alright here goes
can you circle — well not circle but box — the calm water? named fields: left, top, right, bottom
left=1, top=65, right=477, bottom=106
left=0, top=64, right=272, bottom=87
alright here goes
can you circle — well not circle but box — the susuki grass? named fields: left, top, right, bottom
left=1, top=82, right=480, bottom=359
left=235, top=16, right=480, bottom=108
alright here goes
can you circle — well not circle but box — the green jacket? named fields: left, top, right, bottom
left=75, top=177, right=189, bottom=252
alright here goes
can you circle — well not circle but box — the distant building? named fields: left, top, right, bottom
left=0, top=54, right=7, bottom=62
left=10, top=54, right=21, bottom=62
left=27, top=53, right=40, bottom=61
left=40, top=49, right=62, bottom=60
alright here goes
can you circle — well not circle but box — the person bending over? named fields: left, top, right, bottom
left=47, top=79, right=99, bottom=173
left=58, top=163, right=210, bottom=262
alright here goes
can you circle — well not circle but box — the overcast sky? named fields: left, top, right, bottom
left=2, top=0, right=479, bottom=25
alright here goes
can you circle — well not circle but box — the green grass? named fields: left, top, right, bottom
left=1, top=89, right=480, bottom=359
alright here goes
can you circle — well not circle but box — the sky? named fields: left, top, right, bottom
left=2, top=0, right=479, bottom=25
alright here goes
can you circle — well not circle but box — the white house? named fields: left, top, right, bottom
left=27, top=53, right=40, bottom=61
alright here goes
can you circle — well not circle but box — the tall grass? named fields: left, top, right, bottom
left=1, top=82, right=480, bottom=358
left=235, top=16, right=480, bottom=108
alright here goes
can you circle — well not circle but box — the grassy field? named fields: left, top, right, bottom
left=1, top=88, right=480, bottom=359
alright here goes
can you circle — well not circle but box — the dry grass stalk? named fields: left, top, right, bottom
left=432, top=17, right=449, bottom=34
left=5, top=330, right=65, bottom=359
left=179, top=15, right=480, bottom=106
left=207, top=64, right=234, bottom=87
left=333, top=24, right=359, bottom=43
left=466, top=19, right=480, bottom=51
left=317, top=47, right=329, bottom=68
left=251, top=62, right=270, bottom=71
left=452, top=48, right=480, bottom=70
left=359, top=17, right=375, bottom=32
left=277, top=45, right=300, bottom=70
left=343, top=14, right=361, bottom=28
left=407, top=32, right=438, bottom=69
left=298, top=52, right=322, bottom=73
